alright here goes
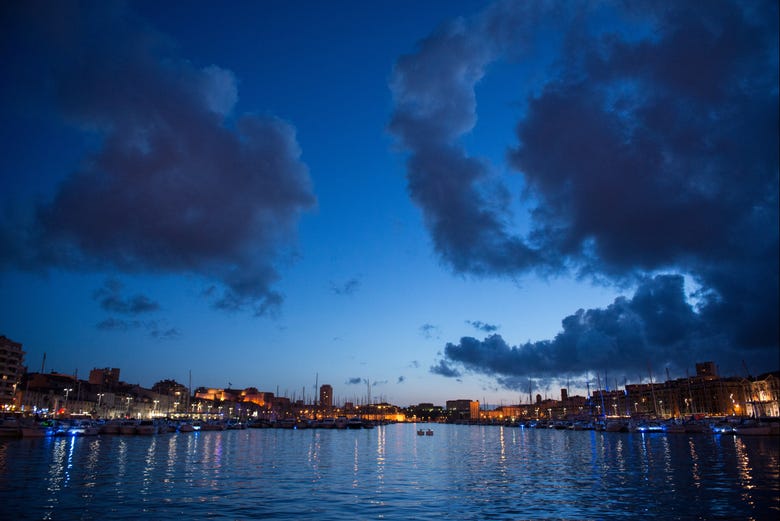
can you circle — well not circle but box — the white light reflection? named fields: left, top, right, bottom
left=688, top=439, right=701, bottom=488
left=733, top=436, right=757, bottom=510
left=497, top=426, right=508, bottom=484
left=115, top=438, right=128, bottom=502
left=660, top=435, right=674, bottom=488
left=164, top=433, right=178, bottom=486
left=352, top=437, right=360, bottom=488
left=376, top=424, right=386, bottom=487
left=307, top=431, right=322, bottom=484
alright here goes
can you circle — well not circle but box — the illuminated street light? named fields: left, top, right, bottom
left=64, top=388, right=73, bottom=412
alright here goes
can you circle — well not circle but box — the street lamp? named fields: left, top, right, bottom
left=64, top=388, right=73, bottom=412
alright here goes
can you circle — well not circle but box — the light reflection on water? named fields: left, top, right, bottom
left=1, top=424, right=778, bottom=520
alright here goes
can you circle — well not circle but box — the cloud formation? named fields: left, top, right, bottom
left=419, top=323, right=440, bottom=339
left=467, top=320, right=499, bottom=333
left=394, top=0, right=778, bottom=378
left=97, top=317, right=180, bottom=340
left=93, top=278, right=159, bottom=315
left=1, top=1, right=315, bottom=315
left=329, top=277, right=361, bottom=296
left=434, top=275, right=777, bottom=389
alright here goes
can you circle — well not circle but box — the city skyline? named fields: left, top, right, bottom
left=1, top=1, right=778, bottom=408
left=9, top=337, right=776, bottom=409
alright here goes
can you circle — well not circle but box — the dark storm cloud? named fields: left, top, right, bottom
left=97, top=318, right=140, bottom=332
left=1, top=1, right=315, bottom=315
left=467, top=320, right=499, bottom=333
left=433, top=274, right=773, bottom=389
left=93, top=278, right=159, bottom=315
left=392, top=0, right=778, bottom=375
left=97, top=317, right=179, bottom=340
left=430, top=359, right=462, bottom=378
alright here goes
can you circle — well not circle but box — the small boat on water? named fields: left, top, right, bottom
left=710, top=422, right=735, bottom=435
left=633, top=421, right=664, bottom=433
left=734, top=420, right=775, bottom=436
left=119, top=420, right=139, bottom=435
left=20, top=419, right=56, bottom=437
left=178, top=420, right=196, bottom=432
left=663, top=421, right=686, bottom=434
left=417, top=429, right=425, bottom=436
left=605, top=420, right=628, bottom=432
left=346, top=417, right=363, bottom=429
left=135, top=420, right=158, bottom=435
left=99, top=419, right=121, bottom=435
left=425, top=429, right=434, bottom=436
left=0, top=416, right=21, bottom=437
left=200, top=420, right=227, bottom=431
left=68, top=419, right=100, bottom=436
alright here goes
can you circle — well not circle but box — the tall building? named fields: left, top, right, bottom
left=320, top=384, right=333, bottom=408
left=89, top=367, right=121, bottom=388
left=0, top=335, right=25, bottom=408
left=696, top=361, right=718, bottom=379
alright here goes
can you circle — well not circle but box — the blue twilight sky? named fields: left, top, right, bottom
left=1, top=0, right=777, bottom=407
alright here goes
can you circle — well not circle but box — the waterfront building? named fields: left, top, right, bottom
left=446, top=399, right=480, bottom=420
left=0, top=335, right=24, bottom=410
left=406, top=402, right=445, bottom=421
left=357, top=402, right=406, bottom=422
left=319, top=384, right=333, bottom=408
left=88, top=367, right=120, bottom=388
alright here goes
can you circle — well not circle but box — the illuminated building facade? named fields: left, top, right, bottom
left=319, top=384, right=333, bottom=408
left=0, top=335, right=25, bottom=409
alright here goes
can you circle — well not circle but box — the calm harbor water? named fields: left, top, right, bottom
left=1, top=423, right=778, bottom=520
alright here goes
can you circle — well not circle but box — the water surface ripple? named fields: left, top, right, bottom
left=1, top=424, right=778, bottom=520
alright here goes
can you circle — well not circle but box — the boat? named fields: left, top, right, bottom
left=570, top=421, right=593, bottom=431
left=633, top=421, right=664, bottom=433
left=663, top=422, right=685, bottom=434
left=710, top=422, right=735, bottom=435
left=200, top=420, right=227, bottom=431
left=320, top=417, right=337, bottom=429
left=417, top=429, right=425, bottom=436
left=19, top=419, right=56, bottom=437
left=135, top=420, right=158, bottom=435
left=734, top=421, right=772, bottom=436
left=0, top=416, right=21, bottom=437
left=178, top=420, right=196, bottom=433
left=663, top=422, right=686, bottom=434
left=334, top=416, right=348, bottom=429
left=98, top=419, right=121, bottom=435
left=68, top=419, right=99, bottom=436
left=346, top=417, right=363, bottom=429
left=119, top=420, right=139, bottom=435
left=683, top=422, right=706, bottom=434
left=277, top=418, right=296, bottom=429
left=425, top=429, right=434, bottom=436
left=605, top=419, right=628, bottom=432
